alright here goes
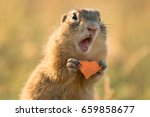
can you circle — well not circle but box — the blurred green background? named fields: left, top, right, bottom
left=0, top=0, right=150, bottom=99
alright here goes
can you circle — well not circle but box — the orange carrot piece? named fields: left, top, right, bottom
left=79, top=61, right=102, bottom=79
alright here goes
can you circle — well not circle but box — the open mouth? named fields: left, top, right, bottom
left=79, top=37, right=92, bottom=52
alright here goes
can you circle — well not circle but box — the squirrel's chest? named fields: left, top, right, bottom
left=50, top=76, right=93, bottom=99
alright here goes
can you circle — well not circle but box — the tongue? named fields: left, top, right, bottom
left=80, top=38, right=90, bottom=52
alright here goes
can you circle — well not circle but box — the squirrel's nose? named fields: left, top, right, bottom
left=87, top=27, right=96, bottom=35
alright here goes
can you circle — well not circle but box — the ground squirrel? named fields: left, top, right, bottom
left=20, top=8, right=107, bottom=100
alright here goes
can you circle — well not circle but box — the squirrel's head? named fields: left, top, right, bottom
left=60, top=9, right=107, bottom=56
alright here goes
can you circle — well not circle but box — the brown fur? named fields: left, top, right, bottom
left=20, top=9, right=107, bottom=100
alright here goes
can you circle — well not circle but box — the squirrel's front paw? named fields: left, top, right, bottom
left=89, top=60, right=107, bottom=79
left=99, top=60, right=107, bottom=70
left=66, top=58, right=80, bottom=73
left=96, top=60, right=107, bottom=75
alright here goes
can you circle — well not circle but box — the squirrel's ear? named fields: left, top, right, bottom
left=61, top=14, right=67, bottom=23
left=95, top=11, right=100, bottom=16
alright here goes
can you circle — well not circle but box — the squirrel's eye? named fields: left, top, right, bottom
left=72, top=13, right=78, bottom=20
